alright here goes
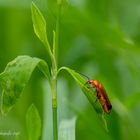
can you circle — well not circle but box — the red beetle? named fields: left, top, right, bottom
left=86, top=80, right=112, bottom=114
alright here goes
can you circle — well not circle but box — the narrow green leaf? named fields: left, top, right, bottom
left=0, top=55, right=50, bottom=115
left=53, top=30, right=56, bottom=57
left=58, top=66, right=103, bottom=114
left=31, top=2, right=51, bottom=54
left=26, top=104, right=41, bottom=140
left=58, top=117, right=76, bottom=140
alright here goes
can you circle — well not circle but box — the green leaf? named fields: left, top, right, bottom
left=0, top=55, right=50, bottom=115
left=53, top=30, right=56, bottom=56
left=31, top=2, right=51, bottom=54
left=58, top=117, right=76, bottom=140
left=26, top=104, right=41, bottom=140
left=58, top=66, right=102, bottom=114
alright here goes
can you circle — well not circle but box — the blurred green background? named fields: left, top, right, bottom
left=0, top=0, right=140, bottom=140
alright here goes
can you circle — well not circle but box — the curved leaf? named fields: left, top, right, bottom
left=0, top=55, right=50, bottom=115
left=26, top=104, right=41, bottom=140
left=31, top=2, right=51, bottom=54
left=58, top=66, right=103, bottom=114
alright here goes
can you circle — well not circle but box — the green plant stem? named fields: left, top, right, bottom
left=51, top=52, right=58, bottom=140
left=53, top=107, right=57, bottom=140
left=51, top=2, right=61, bottom=140
left=51, top=76, right=58, bottom=140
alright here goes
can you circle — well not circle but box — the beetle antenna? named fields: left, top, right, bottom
left=75, top=70, right=90, bottom=80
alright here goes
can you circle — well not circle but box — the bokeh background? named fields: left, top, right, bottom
left=0, top=0, right=140, bottom=140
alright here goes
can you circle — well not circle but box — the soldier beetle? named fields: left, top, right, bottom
left=77, top=71, right=112, bottom=113
left=86, top=80, right=112, bottom=114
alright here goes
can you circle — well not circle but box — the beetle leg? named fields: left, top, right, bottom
left=84, top=82, right=92, bottom=89
left=95, top=98, right=98, bottom=103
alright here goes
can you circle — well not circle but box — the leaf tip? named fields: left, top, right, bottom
left=26, top=104, right=41, bottom=140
